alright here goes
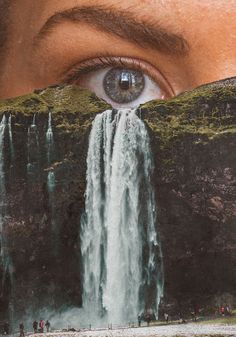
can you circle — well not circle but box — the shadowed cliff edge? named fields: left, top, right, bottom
left=0, top=77, right=235, bottom=324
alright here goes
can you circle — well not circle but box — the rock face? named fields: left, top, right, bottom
left=142, top=78, right=236, bottom=315
left=0, top=86, right=110, bottom=326
left=0, top=79, right=235, bottom=327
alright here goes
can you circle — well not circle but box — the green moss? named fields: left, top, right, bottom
left=0, top=85, right=110, bottom=116
left=142, top=83, right=236, bottom=148
left=0, top=85, right=111, bottom=135
left=0, top=82, right=235, bottom=144
left=0, top=93, right=49, bottom=115
left=142, top=84, right=236, bottom=115
left=39, top=85, right=110, bottom=115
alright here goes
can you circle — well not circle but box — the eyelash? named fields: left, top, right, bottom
left=62, top=56, right=174, bottom=97
left=63, top=56, right=151, bottom=81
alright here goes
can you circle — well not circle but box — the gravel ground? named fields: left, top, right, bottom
left=21, top=323, right=236, bottom=337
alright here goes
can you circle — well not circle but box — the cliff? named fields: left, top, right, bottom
left=0, top=78, right=235, bottom=324
left=143, top=77, right=236, bottom=315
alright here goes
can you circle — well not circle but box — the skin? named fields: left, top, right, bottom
left=0, top=0, right=235, bottom=102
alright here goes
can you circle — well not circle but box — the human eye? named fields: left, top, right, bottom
left=62, top=56, right=174, bottom=108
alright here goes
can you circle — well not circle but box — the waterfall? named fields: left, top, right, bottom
left=8, top=114, right=14, bottom=160
left=46, top=111, right=54, bottom=164
left=27, top=114, right=39, bottom=175
left=46, top=112, right=55, bottom=192
left=0, top=115, right=7, bottom=268
left=81, top=109, right=163, bottom=326
left=0, top=115, right=13, bottom=289
left=47, top=171, right=55, bottom=193
left=46, top=111, right=57, bottom=255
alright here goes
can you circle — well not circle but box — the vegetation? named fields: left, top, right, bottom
left=0, top=85, right=111, bottom=138
left=202, top=310, right=236, bottom=325
left=0, top=82, right=235, bottom=140
left=142, top=82, right=236, bottom=139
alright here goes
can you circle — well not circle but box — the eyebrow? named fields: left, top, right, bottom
left=35, top=6, right=190, bottom=56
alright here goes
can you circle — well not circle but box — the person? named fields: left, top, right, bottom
left=191, top=304, right=199, bottom=322
left=146, top=313, right=151, bottom=327
left=220, top=305, right=225, bottom=316
left=225, top=304, right=231, bottom=316
left=3, top=321, right=10, bottom=335
left=33, top=320, right=38, bottom=333
left=45, top=320, right=50, bottom=332
left=19, top=323, right=24, bottom=337
left=138, top=315, right=141, bottom=327
left=178, top=312, right=186, bottom=324
left=0, top=0, right=235, bottom=105
left=164, top=312, right=169, bottom=323
left=39, top=319, right=45, bottom=333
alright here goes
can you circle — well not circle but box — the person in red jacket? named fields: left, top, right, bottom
left=39, top=319, right=45, bottom=333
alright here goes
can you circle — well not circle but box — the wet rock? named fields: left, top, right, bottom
left=143, top=76, right=236, bottom=314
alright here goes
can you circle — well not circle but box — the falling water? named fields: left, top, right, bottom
left=46, top=112, right=55, bottom=192
left=27, top=114, right=39, bottom=175
left=46, top=112, right=54, bottom=162
left=47, top=171, right=55, bottom=193
left=45, top=111, right=57, bottom=256
left=81, top=109, right=163, bottom=326
left=0, top=115, right=6, bottom=267
left=0, top=115, right=13, bottom=289
left=8, top=114, right=14, bottom=160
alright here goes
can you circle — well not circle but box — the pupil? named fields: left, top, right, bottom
left=119, top=72, right=132, bottom=90
left=103, top=68, right=145, bottom=104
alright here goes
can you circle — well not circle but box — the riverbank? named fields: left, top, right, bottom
left=24, top=323, right=235, bottom=337
left=152, top=310, right=236, bottom=327
left=2, top=315, right=236, bottom=337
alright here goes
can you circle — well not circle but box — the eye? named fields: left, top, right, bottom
left=63, top=57, right=173, bottom=108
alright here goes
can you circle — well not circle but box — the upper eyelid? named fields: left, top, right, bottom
left=62, top=61, right=111, bottom=83
left=61, top=56, right=148, bottom=81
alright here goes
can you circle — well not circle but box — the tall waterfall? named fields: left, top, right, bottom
left=81, top=109, right=163, bottom=326
left=0, top=115, right=7, bottom=271
left=46, top=112, right=53, bottom=162
left=46, top=111, right=57, bottom=257
left=46, top=112, right=55, bottom=192
left=27, top=114, right=39, bottom=175
left=8, top=114, right=14, bottom=160
left=0, top=115, right=13, bottom=290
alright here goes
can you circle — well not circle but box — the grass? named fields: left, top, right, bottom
left=201, top=310, right=236, bottom=325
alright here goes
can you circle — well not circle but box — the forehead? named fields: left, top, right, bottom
left=9, top=0, right=235, bottom=47
left=12, top=0, right=236, bottom=20
left=8, top=0, right=235, bottom=42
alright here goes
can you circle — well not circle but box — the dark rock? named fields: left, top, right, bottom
left=143, top=77, right=236, bottom=315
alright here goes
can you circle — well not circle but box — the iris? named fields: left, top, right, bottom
left=103, top=68, right=145, bottom=104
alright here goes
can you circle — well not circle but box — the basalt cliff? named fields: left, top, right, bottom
left=0, top=78, right=235, bottom=326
